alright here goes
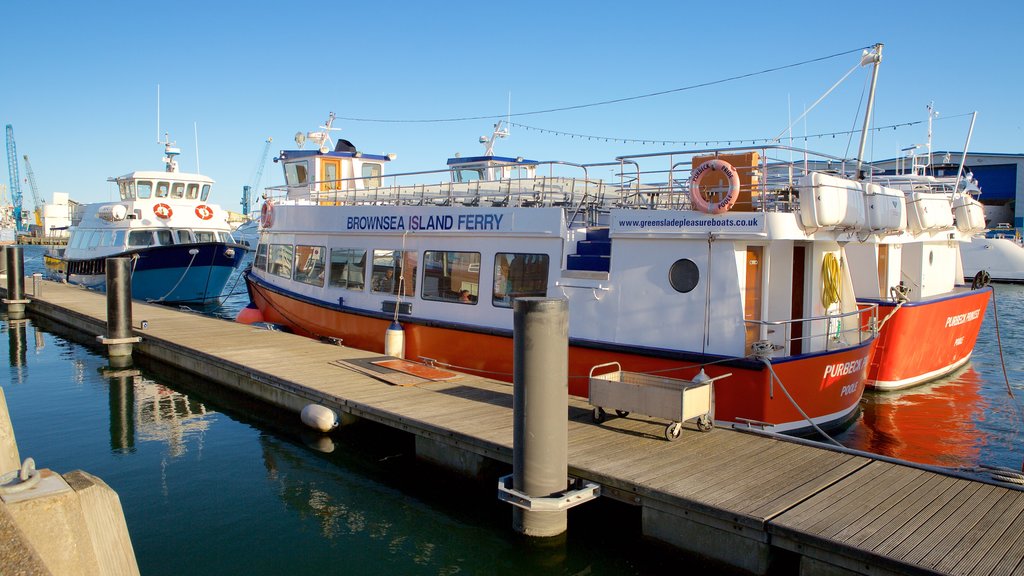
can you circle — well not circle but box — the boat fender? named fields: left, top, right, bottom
left=689, top=158, right=740, bottom=214
left=384, top=320, right=405, bottom=359
left=971, top=270, right=991, bottom=290
left=153, top=203, right=173, bottom=219
left=235, top=302, right=265, bottom=325
left=300, top=404, right=339, bottom=433
left=260, top=201, right=274, bottom=229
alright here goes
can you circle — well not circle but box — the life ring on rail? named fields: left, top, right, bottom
left=153, top=203, right=173, bottom=219
left=260, top=201, right=274, bottom=229
left=194, top=204, right=214, bottom=220
left=689, top=158, right=740, bottom=214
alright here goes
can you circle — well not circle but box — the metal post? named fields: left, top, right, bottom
left=98, top=258, right=140, bottom=358
left=0, top=246, right=7, bottom=277
left=32, top=273, right=42, bottom=297
left=512, top=297, right=569, bottom=537
left=3, top=246, right=29, bottom=319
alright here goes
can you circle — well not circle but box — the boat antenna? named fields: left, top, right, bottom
left=952, top=111, right=978, bottom=200
left=926, top=102, right=937, bottom=171
left=855, top=43, right=883, bottom=179
left=194, top=121, right=201, bottom=173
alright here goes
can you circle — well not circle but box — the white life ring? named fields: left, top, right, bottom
left=689, top=159, right=741, bottom=214
left=260, top=201, right=274, bottom=228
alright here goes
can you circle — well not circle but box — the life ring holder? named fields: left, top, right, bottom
left=260, top=201, right=274, bottom=229
left=689, top=158, right=741, bottom=214
left=153, top=203, right=173, bottom=219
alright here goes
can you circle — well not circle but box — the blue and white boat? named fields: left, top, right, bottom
left=48, top=139, right=248, bottom=306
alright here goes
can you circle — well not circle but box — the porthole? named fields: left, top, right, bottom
left=669, top=259, right=700, bottom=293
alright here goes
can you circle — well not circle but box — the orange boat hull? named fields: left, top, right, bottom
left=248, top=277, right=870, bottom=434
left=862, top=287, right=990, bottom=390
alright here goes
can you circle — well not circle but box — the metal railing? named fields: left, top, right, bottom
left=744, top=303, right=878, bottom=357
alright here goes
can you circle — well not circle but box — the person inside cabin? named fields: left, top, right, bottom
left=374, top=268, right=395, bottom=293
left=458, top=289, right=472, bottom=303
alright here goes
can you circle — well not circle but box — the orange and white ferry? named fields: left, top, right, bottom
left=241, top=116, right=881, bottom=435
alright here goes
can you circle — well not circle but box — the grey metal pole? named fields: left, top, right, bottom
left=3, top=246, right=28, bottom=319
left=31, top=273, right=42, bottom=297
left=512, top=297, right=568, bottom=537
left=0, top=246, right=7, bottom=277
left=99, top=258, right=139, bottom=358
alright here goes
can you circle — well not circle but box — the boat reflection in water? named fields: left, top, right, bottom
left=839, top=366, right=988, bottom=467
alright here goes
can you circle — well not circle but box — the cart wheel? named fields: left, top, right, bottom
left=615, top=410, right=630, bottom=418
left=592, top=407, right=607, bottom=423
left=697, top=415, right=714, bottom=432
left=665, top=422, right=682, bottom=442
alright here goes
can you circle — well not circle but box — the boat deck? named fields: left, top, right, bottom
left=9, top=277, right=1024, bottom=576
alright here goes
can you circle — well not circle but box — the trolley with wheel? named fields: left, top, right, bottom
left=588, top=362, right=730, bottom=441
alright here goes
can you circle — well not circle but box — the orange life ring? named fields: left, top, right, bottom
left=195, top=204, right=214, bottom=220
left=154, top=203, right=173, bottom=219
left=260, top=201, right=274, bottom=229
left=689, top=158, right=741, bottom=214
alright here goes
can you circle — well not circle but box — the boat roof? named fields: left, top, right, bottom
left=277, top=149, right=392, bottom=162
left=113, top=170, right=215, bottom=184
left=446, top=155, right=539, bottom=167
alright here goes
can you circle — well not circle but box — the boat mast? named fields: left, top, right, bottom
left=953, top=111, right=978, bottom=199
left=855, top=43, right=883, bottom=179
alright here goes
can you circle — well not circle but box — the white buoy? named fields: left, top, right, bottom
left=384, top=320, right=405, bottom=358
left=300, top=404, right=338, bottom=433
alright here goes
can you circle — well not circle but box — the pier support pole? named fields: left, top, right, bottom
left=31, top=273, right=42, bottom=298
left=2, top=246, right=29, bottom=320
left=98, top=258, right=140, bottom=359
left=512, top=298, right=569, bottom=537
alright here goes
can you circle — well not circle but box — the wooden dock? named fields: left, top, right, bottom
left=9, top=278, right=1024, bottom=576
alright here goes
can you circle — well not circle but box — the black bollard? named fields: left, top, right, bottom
left=2, top=246, right=29, bottom=319
left=97, top=258, right=140, bottom=358
left=512, top=298, right=569, bottom=537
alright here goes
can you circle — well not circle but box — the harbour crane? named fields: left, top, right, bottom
left=5, top=124, right=25, bottom=232
left=22, top=154, right=45, bottom=226
left=241, top=137, right=272, bottom=217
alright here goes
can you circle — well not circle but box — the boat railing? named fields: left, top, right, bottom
left=614, top=144, right=855, bottom=214
left=744, top=303, right=878, bottom=357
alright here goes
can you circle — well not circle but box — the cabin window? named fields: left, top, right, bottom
left=361, top=163, right=382, bottom=188
left=69, top=232, right=84, bottom=249
left=170, top=183, right=185, bottom=199
left=113, top=230, right=126, bottom=247
left=82, top=231, right=99, bottom=249
left=186, top=183, right=199, bottom=199
left=155, top=182, right=170, bottom=198
left=155, top=229, right=174, bottom=245
left=254, top=243, right=268, bottom=271
left=285, top=162, right=309, bottom=186
left=194, top=231, right=215, bottom=243
left=422, top=250, right=480, bottom=304
left=269, top=244, right=294, bottom=279
left=371, top=249, right=417, bottom=296
left=201, top=184, right=211, bottom=201
left=454, top=169, right=483, bottom=183
left=128, top=230, right=154, bottom=247
left=493, top=253, right=549, bottom=307
left=669, top=259, right=700, bottom=293
left=293, top=245, right=326, bottom=287
left=217, top=232, right=235, bottom=243
left=328, top=248, right=366, bottom=290
left=176, top=230, right=193, bottom=244
left=136, top=181, right=153, bottom=199
left=97, top=231, right=113, bottom=248
left=119, top=181, right=132, bottom=201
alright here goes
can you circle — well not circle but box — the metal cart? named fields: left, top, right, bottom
left=588, top=362, right=730, bottom=441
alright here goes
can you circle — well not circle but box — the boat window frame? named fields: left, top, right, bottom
left=268, top=244, right=294, bottom=279
left=176, top=230, right=194, bottom=244
left=194, top=230, right=216, bottom=243
left=136, top=181, right=153, bottom=200
left=493, top=252, right=549, bottom=308
left=361, top=162, right=382, bottom=188
left=254, top=243, right=269, bottom=271
left=170, top=182, right=185, bottom=199
left=128, top=230, right=155, bottom=247
left=293, top=244, right=326, bottom=287
left=371, top=249, right=417, bottom=297
left=421, top=250, right=480, bottom=305
left=186, top=183, right=200, bottom=199
left=201, top=184, right=211, bottom=201
left=155, top=181, right=170, bottom=198
left=285, top=161, right=309, bottom=187
left=155, top=229, right=174, bottom=246
left=328, top=247, right=367, bottom=291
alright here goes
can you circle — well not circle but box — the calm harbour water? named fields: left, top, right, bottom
left=4, top=245, right=1024, bottom=574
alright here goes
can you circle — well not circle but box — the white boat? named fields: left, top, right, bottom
left=961, top=225, right=1024, bottom=283
left=240, top=114, right=882, bottom=435
left=47, top=138, right=249, bottom=306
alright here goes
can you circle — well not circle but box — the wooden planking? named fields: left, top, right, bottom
left=16, top=278, right=1024, bottom=576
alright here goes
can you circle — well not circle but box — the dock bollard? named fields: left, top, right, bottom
left=32, top=273, right=42, bottom=297
left=512, top=298, right=570, bottom=537
left=2, top=246, right=29, bottom=320
left=97, top=257, right=140, bottom=359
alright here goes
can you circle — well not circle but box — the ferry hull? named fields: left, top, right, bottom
left=247, top=275, right=869, bottom=435
left=50, top=243, right=246, bottom=306
left=861, top=287, right=990, bottom=391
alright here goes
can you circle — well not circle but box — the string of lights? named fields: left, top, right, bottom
left=504, top=112, right=976, bottom=147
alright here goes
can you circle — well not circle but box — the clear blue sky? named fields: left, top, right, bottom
left=2, top=0, right=1021, bottom=209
